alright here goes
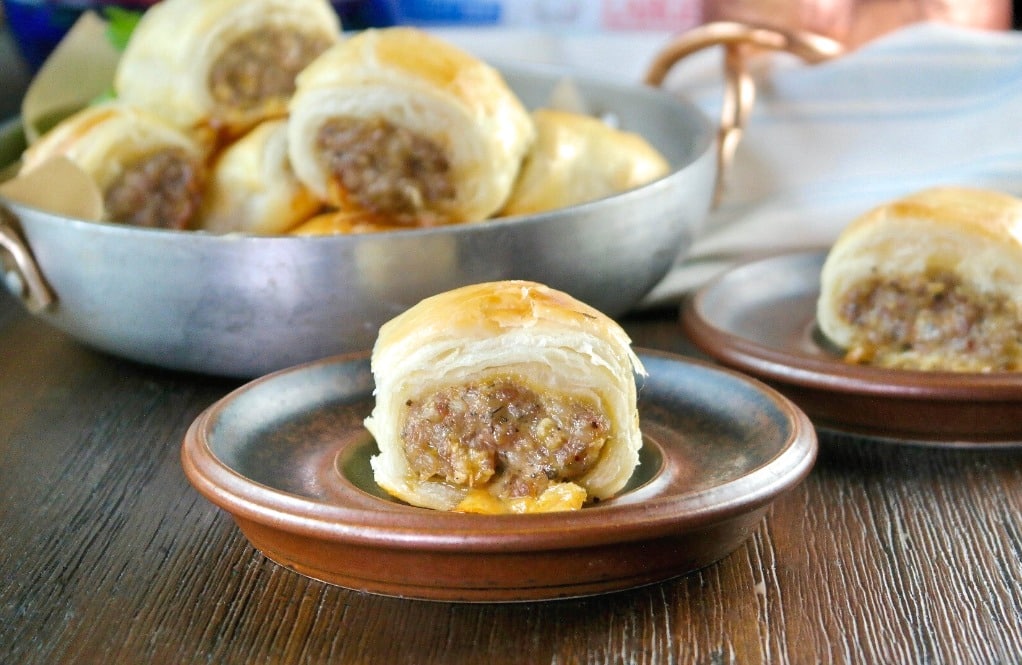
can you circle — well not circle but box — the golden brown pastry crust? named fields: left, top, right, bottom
left=20, top=103, right=204, bottom=189
left=20, top=103, right=207, bottom=227
left=288, top=209, right=405, bottom=235
left=500, top=108, right=670, bottom=217
left=197, top=120, right=321, bottom=235
left=287, top=27, right=535, bottom=225
left=817, top=186, right=1022, bottom=371
left=114, top=0, right=341, bottom=137
left=364, top=280, right=645, bottom=513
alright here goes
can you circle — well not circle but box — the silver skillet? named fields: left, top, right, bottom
left=0, top=63, right=715, bottom=377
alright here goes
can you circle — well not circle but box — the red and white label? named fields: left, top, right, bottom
left=601, top=0, right=703, bottom=31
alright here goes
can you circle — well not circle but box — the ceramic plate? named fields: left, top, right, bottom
left=180, top=350, right=816, bottom=602
left=681, top=251, right=1022, bottom=446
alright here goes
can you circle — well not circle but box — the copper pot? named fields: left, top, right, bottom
left=646, top=0, right=1013, bottom=204
left=703, top=0, right=1011, bottom=49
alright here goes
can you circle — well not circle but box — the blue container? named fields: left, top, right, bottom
left=376, top=0, right=502, bottom=26
left=2, top=0, right=115, bottom=70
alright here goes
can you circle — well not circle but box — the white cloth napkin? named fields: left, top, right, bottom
left=440, top=22, right=1022, bottom=307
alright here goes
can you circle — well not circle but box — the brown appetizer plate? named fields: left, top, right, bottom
left=180, top=349, right=816, bottom=602
left=681, top=250, right=1022, bottom=446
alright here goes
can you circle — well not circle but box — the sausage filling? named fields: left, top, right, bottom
left=839, top=270, right=1022, bottom=371
left=209, top=27, right=332, bottom=109
left=401, top=377, right=610, bottom=501
left=103, top=148, right=204, bottom=229
left=315, top=117, right=455, bottom=225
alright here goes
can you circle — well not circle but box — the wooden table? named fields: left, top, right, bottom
left=2, top=285, right=1020, bottom=664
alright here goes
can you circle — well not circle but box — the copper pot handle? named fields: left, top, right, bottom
left=0, top=204, right=55, bottom=312
left=645, top=21, right=845, bottom=206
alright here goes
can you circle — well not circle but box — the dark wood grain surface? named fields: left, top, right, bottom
left=2, top=288, right=1020, bottom=665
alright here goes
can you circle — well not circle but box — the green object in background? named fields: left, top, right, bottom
left=103, top=6, right=141, bottom=51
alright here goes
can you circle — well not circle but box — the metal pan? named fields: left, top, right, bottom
left=0, top=63, right=715, bottom=377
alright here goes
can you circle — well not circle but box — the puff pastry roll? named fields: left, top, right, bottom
left=500, top=108, right=670, bottom=217
left=287, top=27, right=535, bottom=226
left=817, top=186, right=1022, bottom=372
left=114, top=0, right=341, bottom=137
left=198, top=120, right=321, bottom=235
left=20, top=103, right=206, bottom=229
left=364, top=280, right=646, bottom=514
left=288, top=209, right=405, bottom=236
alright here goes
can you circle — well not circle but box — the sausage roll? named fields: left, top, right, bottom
left=287, top=27, right=535, bottom=226
left=20, top=103, right=206, bottom=229
left=364, top=280, right=646, bottom=514
left=500, top=108, right=670, bottom=217
left=817, top=186, right=1022, bottom=372
left=288, top=209, right=405, bottom=236
left=198, top=120, right=321, bottom=235
left=114, top=0, right=341, bottom=138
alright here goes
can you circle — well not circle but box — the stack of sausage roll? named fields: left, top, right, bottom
left=18, top=0, right=670, bottom=234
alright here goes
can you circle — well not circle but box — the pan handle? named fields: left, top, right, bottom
left=0, top=204, right=55, bottom=312
left=645, top=21, right=844, bottom=207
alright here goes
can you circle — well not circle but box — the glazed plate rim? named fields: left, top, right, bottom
left=681, top=250, right=1022, bottom=446
left=180, top=349, right=818, bottom=552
